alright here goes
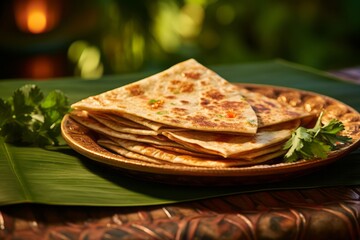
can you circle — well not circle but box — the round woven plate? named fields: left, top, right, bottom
left=61, top=84, right=360, bottom=185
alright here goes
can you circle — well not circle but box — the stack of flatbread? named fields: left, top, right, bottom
left=70, top=59, right=313, bottom=168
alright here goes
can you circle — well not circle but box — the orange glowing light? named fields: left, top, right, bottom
left=14, top=0, right=61, bottom=34
left=27, top=10, right=47, bottom=33
left=24, top=55, right=57, bottom=79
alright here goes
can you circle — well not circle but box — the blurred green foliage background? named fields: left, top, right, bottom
left=72, top=0, right=360, bottom=78
left=1, top=0, right=360, bottom=79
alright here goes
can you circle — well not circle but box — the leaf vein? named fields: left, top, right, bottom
left=0, top=140, right=32, bottom=201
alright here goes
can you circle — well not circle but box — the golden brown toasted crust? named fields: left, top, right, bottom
left=68, top=59, right=317, bottom=168
left=100, top=138, right=281, bottom=168
left=69, top=111, right=180, bottom=147
left=238, top=88, right=311, bottom=128
left=162, top=129, right=293, bottom=158
left=71, top=59, right=258, bottom=135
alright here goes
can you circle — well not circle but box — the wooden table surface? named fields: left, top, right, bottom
left=1, top=67, right=360, bottom=240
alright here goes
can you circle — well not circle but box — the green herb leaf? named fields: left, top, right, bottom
left=283, top=112, right=352, bottom=162
left=0, top=99, right=12, bottom=126
left=0, top=84, right=70, bottom=147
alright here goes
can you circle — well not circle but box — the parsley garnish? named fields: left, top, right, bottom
left=0, top=84, right=70, bottom=146
left=283, top=111, right=352, bottom=162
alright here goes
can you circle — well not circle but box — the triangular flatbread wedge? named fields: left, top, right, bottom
left=151, top=144, right=220, bottom=158
left=69, top=111, right=180, bottom=147
left=116, top=112, right=164, bottom=131
left=67, top=59, right=316, bottom=168
left=162, top=129, right=291, bottom=158
left=161, top=120, right=299, bottom=158
left=152, top=143, right=285, bottom=160
left=238, top=88, right=312, bottom=128
left=88, top=112, right=158, bottom=136
left=71, top=59, right=258, bottom=135
left=101, top=139, right=282, bottom=168
left=96, top=112, right=150, bottom=129
left=97, top=139, right=166, bottom=165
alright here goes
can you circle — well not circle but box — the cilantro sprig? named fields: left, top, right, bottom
left=0, top=84, right=70, bottom=146
left=283, top=112, right=352, bottom=162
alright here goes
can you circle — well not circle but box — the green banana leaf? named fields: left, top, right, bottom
left=0, top=59, right=359, bottom=207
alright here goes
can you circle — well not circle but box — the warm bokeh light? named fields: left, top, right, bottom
left=27, top=10, right=47, bottom=33
left=2, top=0, right=358, bottom=80
left=14, top=0, right=61, bottom=34
left=24, top=55, right=55, bottom=79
